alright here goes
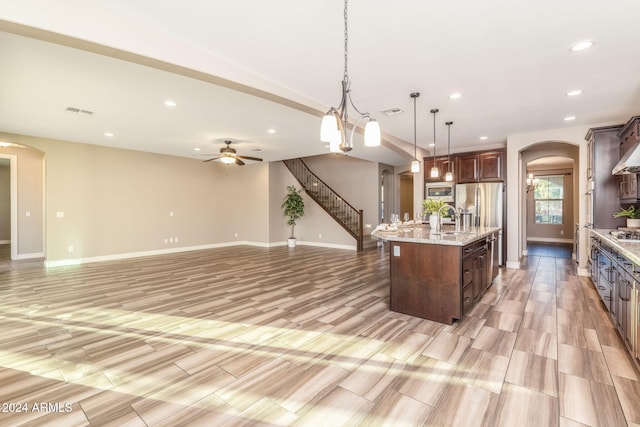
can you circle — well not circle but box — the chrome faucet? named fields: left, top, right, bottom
left=436, top=204, right=460, bottom=233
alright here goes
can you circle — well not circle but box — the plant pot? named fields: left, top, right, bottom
left=287, top=238, right=297, bottom=248
left=429, top=214, right=439, bottom=230
left=627, top=218, right=640, bottom=229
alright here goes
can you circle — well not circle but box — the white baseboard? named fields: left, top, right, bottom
left=14, top=252, right=44, bottom=260
left=506, top=260, right=521, bottom=269
left=577, top=267, right=591, bottom=277
left=44, top=240, right=357, bottom=268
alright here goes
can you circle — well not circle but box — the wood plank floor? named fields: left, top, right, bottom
left=0, top=243, right=639, bottom=426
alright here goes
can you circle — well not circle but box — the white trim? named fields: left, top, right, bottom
left=0, top=240, right=9, bottom=244
left=506, top=260, right=521, bottom=269
left=577, top=267, right=590, bottom=277
left=0, top=154, right=18, bottom=260
left=44, top=240, right=357, bottom=267
left=526, top=237, right=573, bottom=244
left=14, top=252, right=44, bottom=260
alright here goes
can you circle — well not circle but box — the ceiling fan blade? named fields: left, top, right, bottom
left=235, top=158, right=245, bottom=166
left=237, top=155, right=263, bottom=162
left=203, top=156, right=222, bottom=163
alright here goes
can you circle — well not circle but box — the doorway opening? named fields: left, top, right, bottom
left=399, top=172, right=414, bottom=222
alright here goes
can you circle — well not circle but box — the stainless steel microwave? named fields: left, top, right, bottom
left=425, top=182, right=455, bottom=202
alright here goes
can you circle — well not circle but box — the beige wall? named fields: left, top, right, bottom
left=0, top=162, right=9, bottom=241
left=1, top=132, right=380, bottom=263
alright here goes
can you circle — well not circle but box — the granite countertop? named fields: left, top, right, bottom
left=372, top=224, right=501, bottom=246
left=591, top=229, right=640, bottom=265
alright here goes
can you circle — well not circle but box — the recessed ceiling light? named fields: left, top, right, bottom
left=0, top=141, right=11, bottom=147
left=564, top=116, right=576, bottom=121
left=267, top=129, right=276, bottom=134
left=429, top=143, right=435, bottom=147
left=104, top=132, right=114, bottom=137
left=449, top=92, right=462, bottom=99
left=252, top=148, right=263, bottom=152
left=164, top=100, right=177, bottom=107
left=570, top=40, right=594, bottom=52
left=566, top=89, right=582, bottom=97
left=479, top=136, right=488, bottom=140
left=194, top=147, right=201, bottom=151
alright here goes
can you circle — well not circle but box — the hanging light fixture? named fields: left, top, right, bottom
left=319, top=0, right=380, bottom=153
left=410, top=92, right=421, bottom=173
left=445, top=121, right=453, bottom=182
left=430, top=108, right=440, bottom=178
left=526, top=173, right=539, bottom=193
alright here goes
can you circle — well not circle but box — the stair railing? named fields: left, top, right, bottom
left=282, top=158, right=363, bottom=251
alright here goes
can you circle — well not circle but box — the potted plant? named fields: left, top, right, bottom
left=614, top=205, right=640, bottom=228
left=422, top=198, right=447, bottom=229
left=282, top=185, right=305, bottom=247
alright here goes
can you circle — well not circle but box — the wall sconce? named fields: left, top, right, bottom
left=526, top=173, right=539, bottom=193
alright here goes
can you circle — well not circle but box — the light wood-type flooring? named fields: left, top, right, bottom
left=0, top=243, right=639, bottom=426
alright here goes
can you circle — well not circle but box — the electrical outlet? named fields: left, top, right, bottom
left=164, top=238, right=168, bottom=244
left=68, top=245, right=74, bottom=252
left=560, top=230, right=564, bottom=235
left=319, top=233, right=322, bottom=238
left=234, top=232, right=238, bottom=237
left=174, top=237, right=179, bottom=243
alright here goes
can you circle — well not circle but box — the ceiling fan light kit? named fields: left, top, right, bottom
left=202, top=140, right=263, bottom=166
left=320, top=0, right=381, bottom=153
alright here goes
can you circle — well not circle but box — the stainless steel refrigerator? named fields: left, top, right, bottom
left=455, top=182, right=505, bottom=265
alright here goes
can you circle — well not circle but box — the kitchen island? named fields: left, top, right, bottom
left=373, top=225, right=501, bottom=324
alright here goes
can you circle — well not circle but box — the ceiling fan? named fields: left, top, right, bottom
left=201, top=140, right=263, bottom=166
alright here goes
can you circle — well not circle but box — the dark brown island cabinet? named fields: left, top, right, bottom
left=387, top=230, right=500, bottom=324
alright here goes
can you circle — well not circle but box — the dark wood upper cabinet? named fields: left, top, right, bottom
left=455, top=150, right=504, bottom=183
left=478, top=152, right=503, bottom=181
left=424, top=156, right=454, bottom=182
left=456, top=155, right=479, bottom=183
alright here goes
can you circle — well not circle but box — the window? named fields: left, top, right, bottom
left=533, top=175, right=564, bottom=224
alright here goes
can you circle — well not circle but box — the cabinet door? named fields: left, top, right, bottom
left=587, top=140, right=594, bottom=180
left=478, top=152, right=503, bottom=181
left=457, top=155, right=478, bottom=183
left=424, top=157, right=452, bottom=182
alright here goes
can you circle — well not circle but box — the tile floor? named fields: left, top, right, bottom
left=0, top=243, right=638, bottom=426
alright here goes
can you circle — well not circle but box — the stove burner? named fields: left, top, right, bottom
left=610, top=229, right=640, bottom=241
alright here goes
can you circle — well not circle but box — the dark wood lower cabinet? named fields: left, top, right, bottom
left=388, top=233, right=497, bottom=324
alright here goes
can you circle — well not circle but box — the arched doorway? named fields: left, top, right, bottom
left=520, top=143, right=579, bottom=261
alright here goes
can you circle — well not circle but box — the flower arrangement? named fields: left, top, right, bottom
left=422, top=198, right=447, bottom=216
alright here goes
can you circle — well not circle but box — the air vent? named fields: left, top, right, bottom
left=381, top=107, right=403, bottom=116
left=66, top=107, right=94, bottom=117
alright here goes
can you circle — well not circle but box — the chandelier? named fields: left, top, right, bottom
left=526, top=173, right=539, bottom=193
left=320, top=0, right=380, bottom=153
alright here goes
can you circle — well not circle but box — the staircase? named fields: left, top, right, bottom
left=282, top=158, right=364, bottom=251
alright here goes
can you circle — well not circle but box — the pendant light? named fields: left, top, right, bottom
left=445, top=121, right=453, bottom=182
left=430, top=108, right=440, bottom=178
left=319, top=0, right=380, bottom=152
left=410, top=92, right=420, bottom=173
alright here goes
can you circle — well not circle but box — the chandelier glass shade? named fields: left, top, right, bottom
left=320, top=0, right=380, bottom=152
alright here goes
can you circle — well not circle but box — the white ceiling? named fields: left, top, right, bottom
left=1, top=0, right=639, bottom=167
